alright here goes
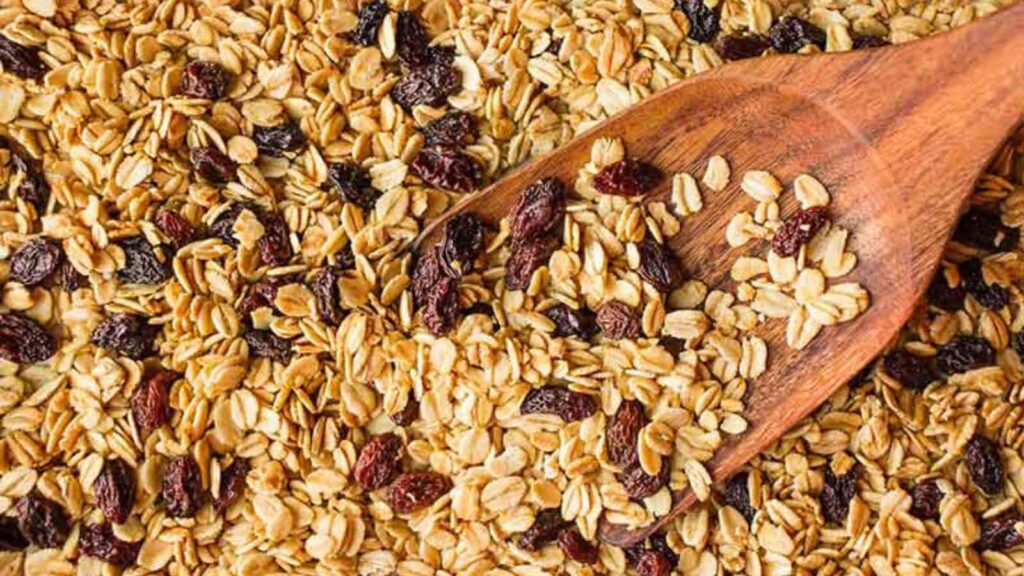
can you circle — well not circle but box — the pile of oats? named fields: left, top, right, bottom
left=0, top=0, right=1020, bottom=575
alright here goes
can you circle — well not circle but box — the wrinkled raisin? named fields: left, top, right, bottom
left=395, top=11, right=431, bottom=67
left=132, top=369, right=175, bottom=440
left=607, top=400, right=646, bottom=469
left=253, top=121, right=306, bottom=157
left=675, top=0, right=720, bottom=43
left=424, top=111, right=478, bottom=146
left=769, top=16, right=826, bottom=53
left=257, top=213, right=292, bottom=267
left=648, top=534, right=679, bottom=569
left=618, top=463, right=669, bottom=500
left=117, top=236, right=171, bottom=285
left=520, top=385, right=597, bottom=422
left=180, top=61, right=231, bottom=99
left=163, top=455, right=203, bottom=518
left=425, top=45, right=455, bottom=66
left=516, top=509, right=568, bottom=551
left=505, top=235, right=559, bottom=291
left=79, top=523, right=141, bottom=567
left=927, top=273, right=965, bottom=312
left=0, top=35, right=46, bottom=80
left=976, top=511, right=1024, bottom=551
left=210, top=202, right=259, bottom=247
left=637, top=237, right=683, bottom=292
left=772, top=206, right=828, bottom=257
left=312, top=267, right=344, bottom=326
left=510, top=177, right=566, bottom=243
left=190, top=146, right=237, bottom=183
left=237, top=278, right=284, bottom=320
left=354, top=433, right=405, bottom=491
left=439, top=212, right=484, bottom=276
left=59, top=260, right=85, bottom=291
left=411, top=247, right=449, bottom=307
left=156, top=210, right=197, bottom=249
left=954, top=208, right=1019, bottom=251
left=661, top=336, right=687, bottom=357
left=965, top=435, right=1004, bottom=495
left=959, top=259, right=1009, bottom=310
left=411, top=145, right=481, bottom=192
left=390, top=64, right=461, bottom=110
left=935, top=335, right=994, bottom=375
left=391, top=394, right=419, bottom=426
left=883, top=349, right=933, bottom=390
left=94, top=458, right=136, bottom=524
left=92, top=314, right=157, bottom=360
left=851, top=34, right=890, bottom=49
left=349, top=0, right=389, bottom=46
left=0, top=312, right=55, bottom=364
left=16, top=493, right=68, bottom=548
left=10, top=148, right=49, bottom=210
left=593, top=159, right=662, bottom=197
left=545, top=304, right=597, bottom=339
left=387, top=471, right=452, bottom=514
left=715, top=34, right=771, bottom=60
left=215, top=458, right=250, bottom=512
left=244, top=329, right=293, bottom=363
left=421, top=275, right=460, bottom=335
left=821, top=464, right=858, bottom=524
left=558, top=530, right=598, bottom=564
left=636, top=549, right=673, bottom=576
left=909, top=479, right=943, bottom=520
left=597, top=301, right=640, bottom=340
left=0, top=516, right=27, bottom=551
left=623, top=543, right=647, bottom=567
left=326, top=163, right=380, bottom=211
left=724, top=472, right=757, bottom=522
left=10, top=237, right=62, bottom=286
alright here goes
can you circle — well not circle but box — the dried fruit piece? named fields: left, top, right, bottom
left=597, top=301, right=640, bottom=340
left=935, top=335, right=994, bottom=375
left=132, top=369, right=175, bottom=440
left=0, top=35, right=46, bottom=80
left=965, top=435, right=1004, bottom=495
left=354, top=433, right=405, bottom=491
left=439, top=212, right=484, bottom=276
left=510, top=177, right=566, bottom=243
left=516, top=509, right=568, bottom=551
left=851, top=34, right=890, bottom=49
left=180, top=61, right=231, bottom=99
left=769, top=16, right=826, bottom=53
left=190, top=146, right=237, bottom=183
left=926, top=273, right=965, bottom=311
left=162, top=455, right=203, bottom=518
left=661, top=336, right=687, bottom=357
left=771, top=206, right=828, bottom=257
left=0, top=312, right=55, bottom=364
left=636, top=549, right=673, bottom=576
left=558, top=530, right=598, bottom=564
left=0, top=516, right=28, bottom=551
left=675, top=0, right=720, bottom=43
left=593, top=159, right=662, bottom=197
left=390, top=395, right=419, bottom=426
left=10, top=148, right=50, bottom=210
left=637, top=237, right=684, bottom=292
left=10, top=237, right=62, bottom=286
left=821, top=464, right=858, bottom=524
left=238, top=278, right=284, bottom=319
left=59, top=260, right=86, bottom=292
left=386, top=471, right=452, bottom=514
left=117, top=236, right=171, bottom=285
left=715, top=34, right=771, bottom=60
left=976, top=511, right=1024, bottom=551
left=959, top=258, right=1009, bottom=310
left=606, top=400, right=647, bottom=469
left=214, top=458, right=249, bottom=512
left=882, top=349, right=933, bottom=390
left=253, top=121, right=306, bottom=157
left=520, top=385, right=597, bottom=422
left=909, top=479, right=943, bottom=520
left=390, top=63, right=461, bottom=110
left=16, top=493, right=68, bottom=548
left=648, top=534, right=679, bottom=568
left=94, top=458, right=136, bottom=524
left=257, top=213, right=292, bottom=267
left=156, top=210, right=197, bottom=249
left=395, top=11, right=431, bottom=67
left=421, top=275, right=460, bottom=335
left=312, top=267, right=345, bottom=326
left=411, top=247, right=449, bottom=307
left=92, top=314, right=157, bottom=360
left=243, top=330, right=293, bottom=363
left=79, top=523, right=141, bottom=567
left=953, top=208, right=1019, bottom=251
left=424, top=111, right=478, bottom=146
left=545, top=304, right=597, bottom=339
left=618, top=463, right=669, bottom=500
left=505, top=235, right=559, bottom=291
left=411, top=145, right=482, bottom=192
left=724, top=472, right=757, bottom=522
left=349, top=0, right=389, bottom=46
left=326, top=163, right=381, bottom=211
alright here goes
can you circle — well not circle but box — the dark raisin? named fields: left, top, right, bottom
left=412, top=247, right=449, bottom=307
left=58, top=260, right=86, bottom=292
left=421, top=275, right=460, bottom=335
left=156, top=210, right=197, bottom=249
left=395, top=11, right=431, bottom=67
left=117, top=236, right=171, bottom=285
left=768, top=16, right=826, bottom=53
left=882, top=349, right=933, bottom=390
left=0, top=516, right=27, bottom=551
left=593, top=159, right=662, bottom=197
left=516, top=509, right=568, bottom=551
left=10, top=148, right=49, bottom=210
left=326, top=163, right=380, bottom=211
left=965, top=435, right=1004, bottom=495
left=386, top=471, right=452, bottom=514
left=132, top=369, right=175, bottom=440
left=637, top=237, right=683, bottom=292
left=954, top=208, right=1019, bottom=251
left=505, top=235, right=559, bottom=291
left=79, top=523, right=141, bottom=567
left=510, top=177, right=566, bottom=243
left=439, top=212, right=484, bottom=276
left=311, top=267, right=344, bottom=326
left=976, top=511, right=1024, bottom=551
left=354, top=433, right=405, bottom=491
left=243, top=329, right=293, bottom=363
left=927, top=272, right=965, bottom=312
left=935, top=335, right=995, bottom=375
left=675, top=0, right=720, bottom=43
left=180, top=61, right=231, bottom=99
left=237, top=278, right=283, bottom=320
left=596, top=301, right=640, bottom=340
left=253, top=121, right=306, bottom=157
left=10, top=237, right=62, bottom=286
left=648, top=534, right=679, bottom=569
left=0, top=35, right=46, bottom=80
left=851, top=34, right=890, bottom=49
left=661, top=336, right=687, bottom=356
left=959, top=259, right=1009, bottom=310
left=391, top=394, right=419, bottom=426
left=390, top=63, right=461, bottom=110
left=636, top=549, right=673, bottom=576
left=257, top=213, right=292, bottom=267
left=349, top=0, right=389, bottom=46
left=772, top=206, right=828, bottom=257
left=821, top=464, right=858, bottom=524
left=520, top=385, right=597, bottom=422
left=545, top=304, right=597, bottom=339
left=210, top=202, right=255, bottom=247
left=92, top=314, right=157, bottom=360
left=724, top=472, right=757, bottom=522
left=424, top=111, right=478, bottom=147
left=94, top=458, right=136, bottom=524
left=547, top=36, right=563, bottom=55
left=714, top=34, right=771, bottom=60
left=425, top=45, right=455, bottom=66
left=623, top=543, right=647, bottom=568
left=618, top=463, right=669, bottom=500
left=607, top=400, right=646, bottom=469
left=411, top=145, right=481, bottom=192
left=558, top=530, right=598, bottom=564
left=0, top=312, right=55, bottom=364
left=190, top=146, right=237, bottom=183
left=909, top=479, right=943, bottom=520
left=162, top=455, right=203, bottom=518
left=214, top=458, right=249, bottom=512
left=16, top=493, right=68, bottom=548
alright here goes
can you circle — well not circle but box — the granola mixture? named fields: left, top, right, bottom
left=0, top=0, right=1019, bottom=575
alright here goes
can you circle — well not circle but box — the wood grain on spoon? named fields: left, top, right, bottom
left=418, top=4, right=1024, bottom=547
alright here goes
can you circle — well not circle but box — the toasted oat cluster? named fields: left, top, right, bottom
left=0, top=0, right=1020, bottom=575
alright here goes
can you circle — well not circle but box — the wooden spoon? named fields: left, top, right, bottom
left=418, top=4, right=1024, bottom=547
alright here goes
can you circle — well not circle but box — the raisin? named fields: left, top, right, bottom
left=636, top=549, right=673, bottom=576
left=411, top=247, right=449, bottom=307
left=772, top=206, right=828, bottom=257
left=156, top=210, right=197, bottom=249
left=882, top=349, right=933, bottom=390
left=558, top=530, right=598, bottom=564
left=425, top=45, right=455, bottom=66
left=210, top=203, right=249, bottom=246
left=10, top=237, right=62, bottom=286
left=180, top=61, right=231, bottom=99
left=510, top=177, right=566, bottom=243
left=0, top=516, right=27, bottom=551
left=163, top=455, right=203, bottom=518
left=214, top=458, right=250, bottom=512
left=117, top=236, right=171, bottom=285
left=505, top=235, right=559, bottom=291
left=648, top=534, right=679, bottom=569
left=724, top=472, right=757, bottom=522
left=386, top=471, right=452, bottom=514
left=79, top=523, right=141, bottom=567
left=715, top=34, right=771, bottom=60
left=927, top=273, right=965, bottom=312
left=661, top=336, right=687, bottom=356
left=959, top=259, right=1009, bottom=310
left=243, top=329, right=293, bottom=363
left=545, top=304, right=597, bottom=339
left=520, top=385, right=597, bottom=422
left=516, top=509, right=568, bottom=551
left=675, top=0, right=720, bottom=43
left=257, top=213, right=292, bottom=267
left=593, top=159, right=662, bottom=197
left=637, top=237, right=683, bottom=292
left=395, top=11, right=431, bottom=67
left=852, top=34, right=890, bottom=49
left=411, top=145, right=481, bottom=192
left=935, top=335, right=994, bottom=375
left=965, top=435, right=1004, bottom=495
left=238, top=278, right=284, bottom=320
left=92, top=314, right=157, bottom=360
left=618, top=463, right=669, bottom=500
left=391, top=395, right=419, bottom=426
left=0, top=312, right=55, bottom=364
left=421, top=275, right=460, bottom=335
left=597, top=301, right=640, bottom=340
left=190, top=146, right=237, bottom=183
left=10, top=148, right=49, bottom=210
left=253, top=121, right=306, bottom=157
left=58, top=260, right=86, bottom=291
left=349, top=0, right=389, bottom=46
left=768, top=16, right=826, bottom=53
left=606, top=400, right=646, bottom=469
left=439, top=212, right=484, bottom=276
left=623, top=543, right=647, bottom=568
left=976, top=511, right=1024, bottom=551
left=16, top=493, right=68, bottom=548
left=0, top=35, right=46, bottom=80
left=326, top=163, right=380, bottom=211
left=354, top=433, right=405, bottom=491
left=821, top=464, right=858, bottom=524
left=132, top=369, right=175, bottom=440
left=909, top=479, right=943, bottom=520
left=954, top=208, right=1019, bottom=251
left=311, top=267, right=344, bottom=326
left=94, top=458, right=136, bottom=524
left=424, top=111, right=478, bottom=146
left=390, top=63, right=461, bottom=110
